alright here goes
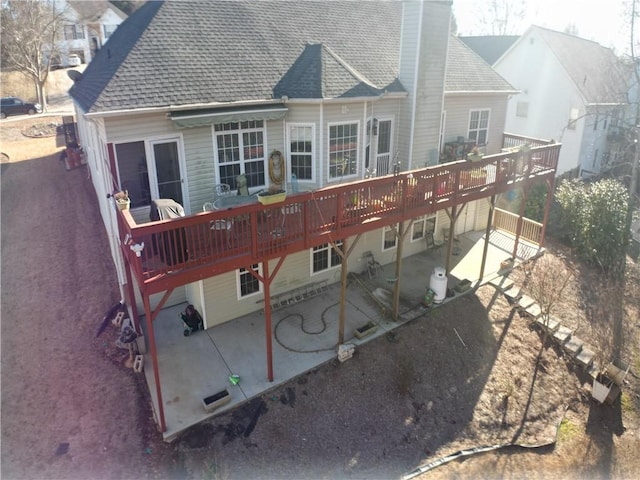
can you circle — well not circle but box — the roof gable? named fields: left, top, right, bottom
left=68, top=1, right=127, bottom=22
left=500, top=26, right=629, bottom=105
left=273, top=43, right=383, bottom=99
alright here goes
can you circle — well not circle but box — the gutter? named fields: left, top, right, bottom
left=445, top=90, right=520, bottom=95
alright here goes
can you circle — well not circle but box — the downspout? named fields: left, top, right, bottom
left=320, top=102, right=324, bottom=186
left=407, top=0, right=424, bottom=171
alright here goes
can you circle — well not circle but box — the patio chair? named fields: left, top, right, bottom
left=363, top=251, right=383, bottom=280
left=213, top=183, right=232, bottom=198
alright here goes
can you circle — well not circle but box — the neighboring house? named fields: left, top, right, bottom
left=69, top=1, right=559, bottom=433
left=52, top=0, right=127, bottom=66
left=491, top=26, right=630, bottom=177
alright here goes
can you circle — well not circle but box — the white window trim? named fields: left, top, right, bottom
left=212, top=121, right=268, bottom=191
left=236, top=263, right=263, bottom=300
left=112, top=134, right=189, bottom=213
left=382, top=225, right=398, bottom=251
left=310, top=241, right=343, bottom=275
left=327, top=120, right=360, bottom=183
left=467, top=108, right=491, bottom=146
left=145, top=135, right=189, bottom=213
left=286, top=123, right=316, bottom=185
left=411, top=214, right=436, bottom=243
left=411, top=216, right=426, bottom=242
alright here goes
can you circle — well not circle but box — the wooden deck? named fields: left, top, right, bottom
left=118, top=141, right=560, bottom=295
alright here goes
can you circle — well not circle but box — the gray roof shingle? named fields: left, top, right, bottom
left=531, top=26, right=629, bottom=105
left=445, top=36, right=516, bottom=93
left=70, top=1, right=403, bottom=113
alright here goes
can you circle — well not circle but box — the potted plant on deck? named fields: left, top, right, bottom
left=114, top=190, right=130, bottom=210
left=257, top=186, right=287, bottom=205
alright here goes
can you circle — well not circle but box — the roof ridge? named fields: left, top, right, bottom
left=321, top=43, right=379, bottom=89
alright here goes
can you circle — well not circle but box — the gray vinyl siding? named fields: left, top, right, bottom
left=198, top=218, right=453, bottom=327
left=133, top=279, right=187, bottom=313
left=443, top=94, right=509, bottom=155
left=397, top=1, right=450, bottom=171
left=182, top=126, right=215, bottom=213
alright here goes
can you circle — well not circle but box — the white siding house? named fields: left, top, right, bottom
left=493, top=26, right=629, bottom=177
left=70, top=1, right=456, bottom=320
left=53, top=0, right=127, bottom=65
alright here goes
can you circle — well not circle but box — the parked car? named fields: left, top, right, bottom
left=0, top=97, right=42, bottom=119
left=67, top=54, right=82, bottom=67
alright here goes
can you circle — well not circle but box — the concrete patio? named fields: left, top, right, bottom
left=140, top=229, right=542, bottom=441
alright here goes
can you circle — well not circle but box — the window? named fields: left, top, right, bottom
left=516, top=102, right=529, bottom=118
left=383, top=226, right=397, bottom=251
left=312, top=241, right=343, bottom=273
left=115, top=141, right=151, bottom=208
left=593, top=116, right=598, bottom=131
left=568, top=108, right=579, bottom=130
left=328, top=122, right=358, bottom=179
left=103, top=24, right=117, bottom=38
left=289, top=125, right=313, bottom=181
left=215, top=121, right=265, bottom=190
left=468, top=109, right=489, bottom=146
left=411, top=215, right=436, bottom=242
left=64, top=24, right=84, bottom=40
left=238, top=264, right=262, bottom=298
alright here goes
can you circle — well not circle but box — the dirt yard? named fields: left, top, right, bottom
left=1, top=118, right=639, bottom=479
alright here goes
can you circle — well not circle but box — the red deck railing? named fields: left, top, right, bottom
left=117, top=142, right=560, bottom=294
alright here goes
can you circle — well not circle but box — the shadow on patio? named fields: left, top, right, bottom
left=141, top=229, right=543, bottom=441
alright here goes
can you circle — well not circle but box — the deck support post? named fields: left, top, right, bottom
left=143, top=293, right=166, bottom=432
left=338, top=237, right=349, bottom=344
left=538, top=177, right=555, bottom=246
left=392, top=221, right=410, bottom=321
left=479, top=195, right=496, bottom=282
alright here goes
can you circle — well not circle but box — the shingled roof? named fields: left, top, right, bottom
left=458, top=35, right=519, bottom=65
left=70, top=0, right=404, bottom=114
left=520, top=26, right=628, bottom=105
left=445, top=36, right=516, bottom=93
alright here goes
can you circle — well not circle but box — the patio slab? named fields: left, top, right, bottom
left=141, top=229, right=543, bottom=441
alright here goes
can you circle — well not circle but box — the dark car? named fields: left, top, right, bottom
left=0, top=97, right=42, bottom=119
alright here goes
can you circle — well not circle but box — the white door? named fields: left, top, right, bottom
left=375, top=119, right=392, bottom=175
left=455, top=201, right=477, bottom=235
left=149, top=138, right=186, bottom=207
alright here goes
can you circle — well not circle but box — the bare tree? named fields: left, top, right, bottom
left=1, top=0, right=68, bottom=111
left=476, top=0, right=528, bottom=36
left=524, top=255, right=573, bottom=343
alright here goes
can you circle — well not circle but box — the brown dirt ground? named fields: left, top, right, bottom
left=1, top=118, right=639, bottom=480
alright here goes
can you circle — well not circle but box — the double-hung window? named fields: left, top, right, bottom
left=215, top=121, right=265, bottom=190
left=468, top=109, right=489, bottom=146
left=411, top=215, right=436, bottom=242
left=64, top=24, right=84, bottom=40
left=289, top=125, right=314, bottom=182
left=328, top=122, right=358, bottom=179
left=311, top=241, right=343, bottom=274
left=238, top=264, right=262, bottom=298
left=383, top=226, right=397, bottom=251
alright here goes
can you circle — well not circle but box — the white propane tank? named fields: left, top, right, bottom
left=429, top=267, right=447, bottom=303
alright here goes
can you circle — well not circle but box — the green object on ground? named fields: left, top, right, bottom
left=229, top=374, right=240, bottom=385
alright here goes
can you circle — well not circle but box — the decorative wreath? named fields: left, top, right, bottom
left=268, top=150, right=285, bottom=184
